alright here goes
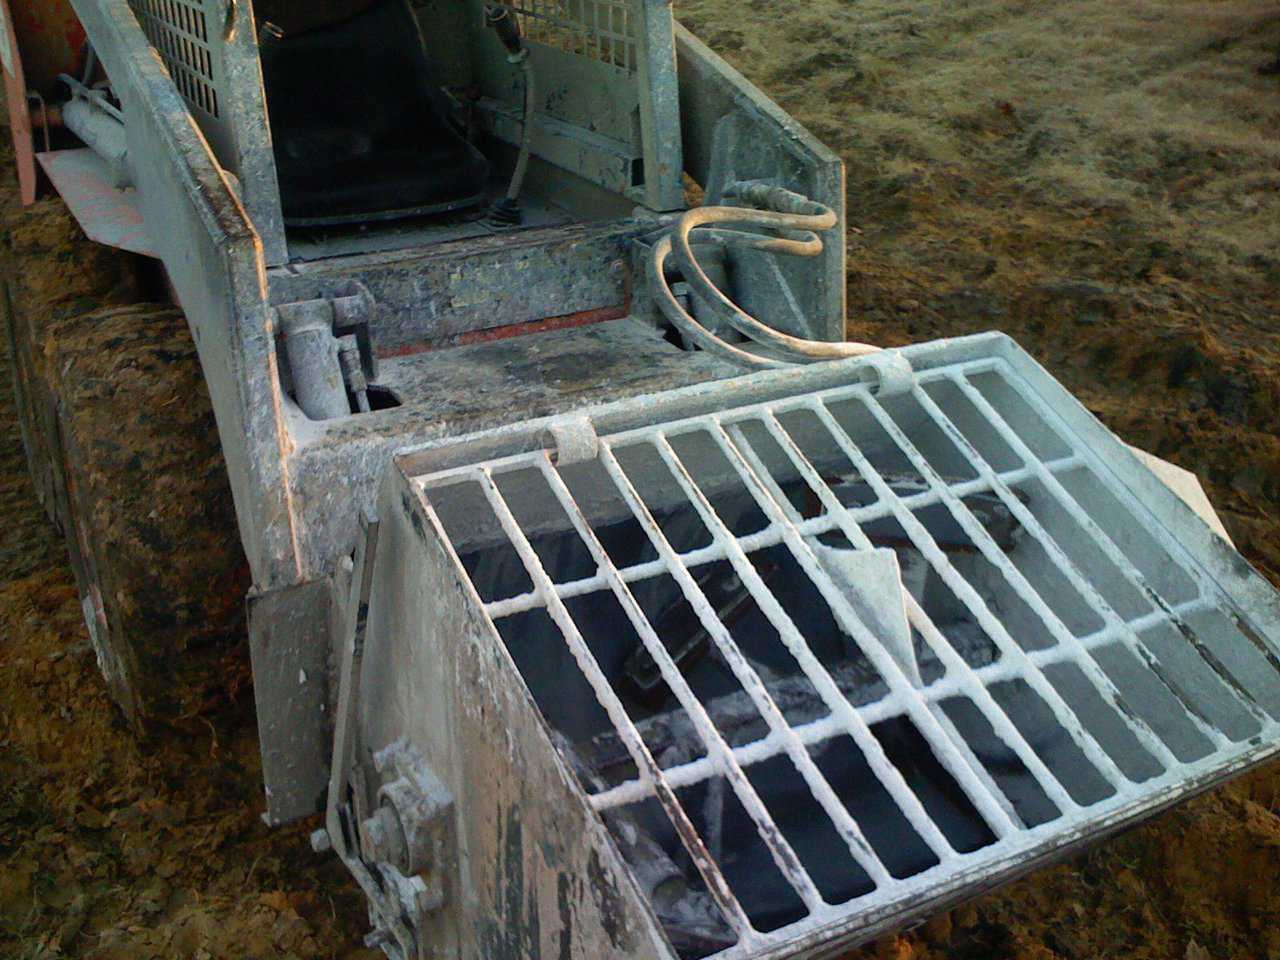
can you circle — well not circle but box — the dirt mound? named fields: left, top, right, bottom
left=0, top=562, right=377, bottom=960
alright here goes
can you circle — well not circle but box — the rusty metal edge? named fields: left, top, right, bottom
left=1, top=0, right=37, bottom=205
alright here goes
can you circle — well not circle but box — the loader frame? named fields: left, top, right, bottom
left=56, top=0, right=847, bottom=822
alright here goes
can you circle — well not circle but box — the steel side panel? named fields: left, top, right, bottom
left=73, top=0, right=300, bottom=587
left=248, top=579, right=334, bottom=824
left=674, top=23, right=845, bottom=343
left=636, top=0, right=686, bottom=211
left=37, top=149, right=155, bottom=256
left=220, top=0, right=288, bottom=266
left=357, top=469, right=678, bottom=960
left=125, top=0, right=287, bottom=264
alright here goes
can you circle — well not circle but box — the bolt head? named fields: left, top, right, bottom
left=361, top=805, right=408, bottom=868
left=364, top=928, right=392, bottom=949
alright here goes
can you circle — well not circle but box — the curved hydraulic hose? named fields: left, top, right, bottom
left=505, top=57, right=536, bottom=204
left=648, top=182, right=881, bottom=368
left=648, top=235, right=788, bottom=370
left=483, top=3, right=536, bottom=222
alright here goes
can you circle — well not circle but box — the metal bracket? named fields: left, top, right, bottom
left=543, top=414, right=599, bottom=465
left=855, top=349, right=916, bottom=398
left=324, top=509, right=381, bottom=859
left=275, top=280, right=378, bottom=376
left=366, top=739, right=456, bottom=881
left=273, top=282, right=381, bottom=419
left=318, top=512, right=457, bottom=960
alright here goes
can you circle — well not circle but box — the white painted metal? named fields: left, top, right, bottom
left=408, top=350, right=1280, bottom=957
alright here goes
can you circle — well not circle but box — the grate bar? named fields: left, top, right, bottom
left=537, top=454, right=895, bottom=887
left=590, top=597, right=1213, bottom=809
left=651, top=432, right=966, bottom=857
left=726, top=418, right=1021, bottom=829
left=482, top=458, right=1082, bottom=620
left=727, top=424, right=1024, bottom=829
left=956, top=369, right=1280, bottom=726
left=500, top=0, right=638, bottom=70
left=129, top=0, right=221, bottom=119
left=422, top=428, right=1070, bottom=493
left=470, top=468, right=760, bottom=943
left=745, top=414, right=1083, bottom=819
left=808, top=400, right=1141, bottom=792
left=858, top=394, right=1188, bottom=773
left=911, top=383, right=1246, bottom=747
left=697, top=425, right=1022, bottom=842
left=592, top=444, right=832, bottom=911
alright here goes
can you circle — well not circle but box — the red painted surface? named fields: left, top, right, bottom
left=3, top=0, right=84, bottom=205
left=375, top=303, right=631, bottom=359
left=10, top=0, right=84, bottom=89
left=1, top=0, right=36, bottom=204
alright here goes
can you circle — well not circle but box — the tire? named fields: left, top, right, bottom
left=3, top=200, right=249, bottom=730
left=3, top=197, right=143, bottom=530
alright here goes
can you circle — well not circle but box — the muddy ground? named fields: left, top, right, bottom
left=3, top=1, right=1280, bottom=957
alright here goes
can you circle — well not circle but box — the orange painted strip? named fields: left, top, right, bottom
left=376, top=302, right=630, bottom=358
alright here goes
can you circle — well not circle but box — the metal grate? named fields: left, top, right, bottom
left=128, top=0, right=220, bottom=118
left=498, top=0, right=638, bottom=71
left=411, top=353, right=1280, bottom=957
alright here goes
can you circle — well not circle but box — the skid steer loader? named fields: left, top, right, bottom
left=4, top=1, right=1280, bottom=958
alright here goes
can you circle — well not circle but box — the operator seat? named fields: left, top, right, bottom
left=259, top=0, right=490, bottom=226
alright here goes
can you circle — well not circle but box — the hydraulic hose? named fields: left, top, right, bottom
left=484, top=3, right=535, bottom=222
left=506, top=57, right=536, bottom=204
left=648, top=181, right=881, bottom=368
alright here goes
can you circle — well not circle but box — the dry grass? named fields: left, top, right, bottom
left=678, top=0, right=1280, bottom=277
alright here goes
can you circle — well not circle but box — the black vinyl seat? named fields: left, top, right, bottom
left=260, top=0, right=490, bottom=226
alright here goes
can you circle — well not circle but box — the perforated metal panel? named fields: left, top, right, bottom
left=401, top=340, right=1280, bottom=958
left=128, top=0, right=222, bottom=120
left=473, top=0, right=684, bottom=209
left=118, top=0, right=287, bottom=264
left=501, top=0, right=639, bottom=71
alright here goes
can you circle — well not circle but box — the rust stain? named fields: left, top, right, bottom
left=2, top=0, right=34, bottom=205
left=4, top=0, right=84, bottom=205
left=11, top=0, right=83, bottom=88
left=376, top=302, right=630, bottom=359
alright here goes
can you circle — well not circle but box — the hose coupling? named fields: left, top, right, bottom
left=723, top=180, right=828, bottom=217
